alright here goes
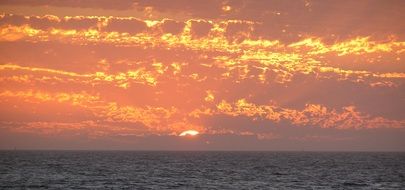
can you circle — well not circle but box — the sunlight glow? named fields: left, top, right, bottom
left=179, top=130, right=199, bottom=136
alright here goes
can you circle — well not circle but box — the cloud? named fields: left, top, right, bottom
left=0, top=14, right=99, bottom=30
left=0, top=0, right=137, bottom=10
left=0, top=90, right=180, bottom=133
left=1, top=120, right=148, bottom=139
left=2, top=1, right=404, bottom=39
left=103, top=17, right=147, bottom=34
left=0, top=14, right=27, bottom=26
left=158, top=19, right=185, bottom=35
left=224, top=20, right=255, bottom=42
left=189, top=19, right=212, bottom=37
left=0, top=64, right=158, bottom=88
left=59, top=16, right=99, bottom=30
left=2, top=88, right=402, bottom=141
left=26, top=15, right=59, bottom=30
left=193, top=99, right=405, bottom=130
left=1, top=15, right=403, bottom=83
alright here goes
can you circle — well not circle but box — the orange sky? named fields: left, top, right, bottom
left=0, top=0, right=404, bottom=150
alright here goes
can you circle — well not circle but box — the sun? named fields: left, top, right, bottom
left=179, top=130, right=199, bottom=137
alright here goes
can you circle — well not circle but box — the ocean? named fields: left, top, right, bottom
left=0, top=151, right=404, bottom=189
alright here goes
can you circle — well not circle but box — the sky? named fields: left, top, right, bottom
left=0, top=0, right=404, bottom=151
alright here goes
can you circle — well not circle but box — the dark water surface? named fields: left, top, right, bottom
left=0, top=151, right=404, bottom=189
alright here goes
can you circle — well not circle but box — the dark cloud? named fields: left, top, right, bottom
left=103, top=18, right=147, bottom=34
left=0, top=0, right=136, bottom=10
left=224, top=21, right=253, bottom=42
left=0, top=14, right=98, bottom=30
left=0, top=14, right=26, bottom=26
left=27, top=15, right=59, bottom=30
left=1, top=127, right=404, bottom=151
left=189, top=20, right=212, bottom=38
left=60, top=17, right=99, bottom=30
left=159, top=19, right=185, bottom=35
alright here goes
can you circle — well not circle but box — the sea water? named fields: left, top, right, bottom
left=0, top=151, right=404, bottom=189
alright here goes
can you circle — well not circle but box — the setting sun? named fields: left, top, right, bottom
left=179, top=130, right=199, bottom=137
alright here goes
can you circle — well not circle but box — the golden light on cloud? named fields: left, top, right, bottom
left=222, top=5, right=232, bottom=12
left=179, top=130, right=199, bottom=137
